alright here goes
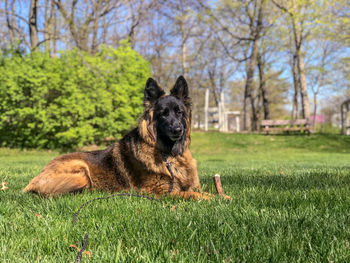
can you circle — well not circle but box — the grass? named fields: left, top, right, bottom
left=1, top=132, right=350, bottom=262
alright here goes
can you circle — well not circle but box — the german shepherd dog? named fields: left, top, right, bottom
left=23, top=76, right=214, bottom=200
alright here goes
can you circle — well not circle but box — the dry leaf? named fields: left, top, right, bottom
left=69, top=244, right=79, bottom=250
left=170, top=205, right=176, bottom=211
left=0, top=177, right=8, bottom=191
left=69, top=244, right=91, bottom=257
left=35, top=213, right=43, bottom=219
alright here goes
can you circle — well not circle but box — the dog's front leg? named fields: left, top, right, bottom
left=169, top=191, right=214, bottom=201
left=171, top=191, right=230, bottom=200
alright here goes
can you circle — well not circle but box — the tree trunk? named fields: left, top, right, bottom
left=127, top=0, right=143, bottom=49
left=180, top=22, right=187, bottom=77
left=243, top=0, right=264, bottom=131
left=102, top=13, right=108, bottom=44
left=208, top=70, right=219, bottom=106
left=244, top=39, right=259, bottom=131
left=79, top=1, right=90, bottom=52
left=181, top=39, right=187, bottom=77
left=128, top=20, right=138, bottom=49
left=11, top=1, right=16, bottom=43
left=44, top=0, right=52, bottom=53
left=52, top=0, right=57, bottom=57
left=91, top=0, right=102, bottom=54
left=272, top=0, right=310, bottom=120
left=29, top=0, right=39, bottom=50
left=291, top=54, right=299, bottom=120
left=55, top=0, right=88, bottom=52
left=296, top=45, right=310, bottom=119
left=5, top=0, right=16, bottom=44
left=258, top=53, right=270, bottom=120
left=250, top=95, right=260, bottom=131
left=290, top=1, right=310, bottom=120
left=313, top=92, right=318, bottom=128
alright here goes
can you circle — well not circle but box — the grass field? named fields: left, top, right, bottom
left=1, top=132, right=350, bottom=262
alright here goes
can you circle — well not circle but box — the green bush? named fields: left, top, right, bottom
left=0, top=44, right=151, bottom=150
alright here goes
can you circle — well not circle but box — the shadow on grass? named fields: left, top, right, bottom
left=192, top=132, right=350, bottom=154
left=201, top=170, right=350, bottom=192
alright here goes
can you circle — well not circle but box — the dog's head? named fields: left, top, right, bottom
left=138, top=76, right=192, bottom=156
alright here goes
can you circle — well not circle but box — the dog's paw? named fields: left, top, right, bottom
left=171, top=191, right=213, bottom=201
left=201, top=192, right=214, bottom=201
left=220, top=194, right=231, bottom=200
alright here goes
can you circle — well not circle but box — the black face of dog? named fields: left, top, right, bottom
left=144, top=76, right=190, bottom=156
left=155, top=96, right=187, bottom=142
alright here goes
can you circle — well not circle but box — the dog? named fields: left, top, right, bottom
left=23, top=76, right=214, bottom=200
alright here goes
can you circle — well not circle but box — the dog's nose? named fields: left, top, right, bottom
left=173, top=126, right=182, bottom=134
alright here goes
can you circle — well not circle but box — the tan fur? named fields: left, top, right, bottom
left=23, top=139, right=205, bottom=199
left=23, top=82, right=211, bottom=200
left=23, top=158, right=91, bottom=196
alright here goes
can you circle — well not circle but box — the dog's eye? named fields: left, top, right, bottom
left=175, top=109, right=183, bottom=115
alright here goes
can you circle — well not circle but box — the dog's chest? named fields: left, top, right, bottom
left=166, top=156, right=195, bottom=191
left=170, top=165, right=192, bottom=191
left=130, top=155, right=195, bottom=193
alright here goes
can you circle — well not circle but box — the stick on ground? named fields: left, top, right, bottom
left=213, top=174, right=225, bottom=195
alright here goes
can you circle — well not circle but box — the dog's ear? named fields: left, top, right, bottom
left=144, top=78, right=164, bottom=106
left=170, top=76, right=189, bottom=101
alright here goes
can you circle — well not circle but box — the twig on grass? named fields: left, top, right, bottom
left=213, top=174, right=231, bottom=200
left=213, top=174, right=225, bottom=195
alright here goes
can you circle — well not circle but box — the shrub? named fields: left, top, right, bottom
left=0, top=44, right=151, bottom=150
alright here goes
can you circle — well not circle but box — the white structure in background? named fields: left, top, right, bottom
left=341, top=99, right=350, bottom=135
left=204, top=89, right=240, bottom=132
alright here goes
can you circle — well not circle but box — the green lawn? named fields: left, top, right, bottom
left=1, top=133, right=350, bottom=262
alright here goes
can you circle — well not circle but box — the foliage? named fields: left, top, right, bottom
left=0, top=44, right=151, bottom=149
left=1, top=1, right=349, bottom=130
left=1, top=133, right=350, bottom=261
left=316, top=123, right=341, bottom=134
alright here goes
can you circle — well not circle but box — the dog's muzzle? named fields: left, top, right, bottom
left=169, top=126, right=183, bottom=141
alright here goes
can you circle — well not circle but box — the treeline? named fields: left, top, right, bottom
left=0, top=44, right=150, bottom=149
left=0, top=0, right=349, bottom=134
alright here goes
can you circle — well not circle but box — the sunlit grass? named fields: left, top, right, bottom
left=1, top=132, right=350, bottom=262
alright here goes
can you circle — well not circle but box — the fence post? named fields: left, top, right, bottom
left=204, top=89, right=209, bottom=131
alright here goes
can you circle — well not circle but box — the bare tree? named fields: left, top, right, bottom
left=29, top=0, right=39, bottom=50
left=308, top=41, right=337, bottom=128
left=5, top=0, right=16, bottom=45
left=44, top=0, right=58, bottom=54
left=156, top=0, right=200, bottom=77
left=241, top=0, right=267, bottom=130
left=272, top=0, right=311, bottom=119
left=51, top=0, right=58, bottom=57
left=198, top=0, right=270, bottom=131
left=55, top=0, right=117, bottom=53
left=1, top=0, right=30, bottom=48
left=126, top=0, right=155, bottom=49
